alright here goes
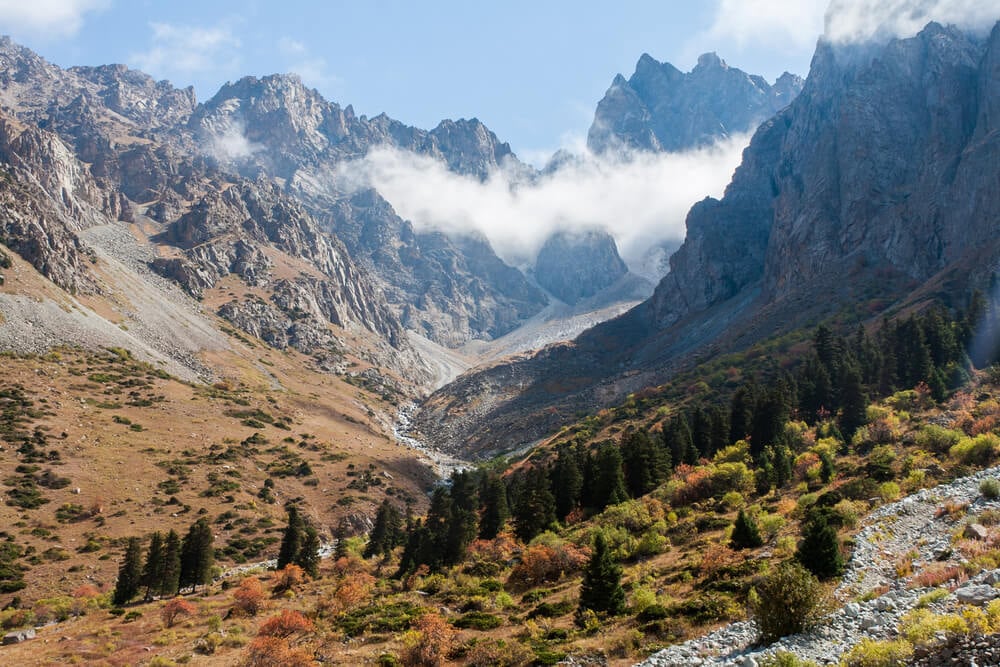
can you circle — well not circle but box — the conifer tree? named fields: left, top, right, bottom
left=552, top=445, right=584, bottom=520
left=296, top=524, right=321, bottom=578
left=112, top=536, right=143, bottom=606
left=478, top=475, right=510, bottom=539
left=578, top=531, right=625, bottom=615
left=838, top=365, right=868, bottom=440
left=141, top=531, right=164, bottom=601
left=277, top=505, right=305, bottom=570
left=179, top=517, right=214, bottom=592
left=513, top=467, right=556, bottom=542
left=366, top=499, right=405, bottom=558
left=796, top=515, right=843, bottom=580
left=445, top=470, right=479, bottom=565
left=730, top=509, right=764, bottom=550
left=818, top=449, right=836, bottom=484
left=591, top=441, right=628, bottom=511
left=160, top=530, right=182, bottom=597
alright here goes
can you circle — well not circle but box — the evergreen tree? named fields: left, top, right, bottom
left=513, top=467, right=556, bottom=542
left=621, top=428, right=670, bottom=498
left=838, top=364, right=868, bottom=440
left=140, top=532, right=164, bottom=602
left=478, top=475, right=510, bottom=539
left=552, top=446, right=584, bottom=520
left=796, top=515, right=843, bottom=580
left=591, top=442, right=628, bottom=511
left=333, top=519, right=351, bottom=561
left=729, top=385, right=755, bottom=444
left=730, top=509, right=764, bottom=550
left=179, top=518, right=214, bottom=592
left=112, top=536, right=143, bottom=606
left=818, top=449, right=835, bottom=484
left=773, top=445, right=793, bottom=488
left=277, top=505, right=305, bottom=569
left=296, top=524, right=321, bottom=578
left=160, top=530, right=182, bottom=597
left=445, top=470, right=479, bottom=565
left=365, top=499, right=405, bottom=558
left=421, top=487, right=453, bottom=569
left=396, top=518, right=426, bottom=577
left=578, top=531, right=625, bottom=615
left=751, top=382, right=790, bottom=457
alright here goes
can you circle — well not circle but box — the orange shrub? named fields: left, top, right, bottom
left=671, top=465, right=713, bottom=506
left=161, top=598, right=196, bottom=628
left=241, top=636, right=318, bottom=667
left=699, top=543, right=739, bottom=577
left=273, top=564, right=306, bottom=593
left=911, top=563, right=965, bottom=589
left=72, top=584, right=101, bottom=599
left=332, top=572, right=376, bottom=611
left=258, top=610, right=314, bottom=638
left=506, top=542, right=588, bottom=590
left=402, top=613, right=457, bottom=667
left=233, top=577, right=267, bottom=616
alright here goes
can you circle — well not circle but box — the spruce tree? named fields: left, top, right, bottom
left=179, top=517, right=214, bottom=592
left=112, top=537, right=143, bottom=606
left=552, top=446, right=583, bottom=520
left=296, top=524, right=321, bottom=578
left=277, top=505, right=305, bottom=569
left=578, top=531, right=625, bottom=615
left=445, top=470, right=479, bottom=565
left=478, top=476, right=510, bottom=540
left=512, top=467, right=556, bottom=542
left=796, top=515, right=843, bottom=580
left=730, top=509, right=764, bottom=550
left=591, top=442, right=628, bottom=511
left=141, top=532, right=164, bottom=601
left=838, top=365, right=868, bottom=440
left=365, top=499, right=405, bottom=558
left=160, top=530, right=182, bottom=597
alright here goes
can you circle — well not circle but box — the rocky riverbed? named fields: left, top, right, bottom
left=638, top=465, right=1000, bottom=666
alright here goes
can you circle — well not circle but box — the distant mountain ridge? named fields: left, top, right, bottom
left=588, top=52, right=803, bottom=154
left=416, top=21, right=1000, bottom=458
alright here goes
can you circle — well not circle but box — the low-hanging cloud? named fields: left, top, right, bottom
left=0, top=0, right=108, bottom=38
left=824, top=0, right=1000, bottom=44
left=205, top=120, right=261, bottom=163
left=336, top=137, right=749, bottom=277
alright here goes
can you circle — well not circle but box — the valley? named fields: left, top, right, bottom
left=0, top=6, right=999, bottom=667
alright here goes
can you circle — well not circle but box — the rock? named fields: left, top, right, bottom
left=955, top=584, right=1000, bottom=606
left=965, top=524, right=989, bottom=540
left=533, top=230, right=629, bottom=305
left=2, top=628, right=35, bottom=644
left=587, top=52, right=803, bottom=154
left=843, top=602, right=861, bottom=617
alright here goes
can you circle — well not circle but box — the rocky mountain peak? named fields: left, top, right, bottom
left=587, top=52, right=803, bottom=154
left=533, top=229, right=628, bottom=305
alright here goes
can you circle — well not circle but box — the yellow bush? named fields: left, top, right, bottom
left=900, top=608, right=968, bottom=646
left=950, top=433, right=1000, bottom=465
left=841, top=638, right=913, bottom=667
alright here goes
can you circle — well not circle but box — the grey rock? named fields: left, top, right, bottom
left=533, top=230, right=628, bottom=305
left=965, top=523, right=989, bottom=540
left=955, top=584, right=1000, bottom=606
left=2, top=628, right=35, bottom=644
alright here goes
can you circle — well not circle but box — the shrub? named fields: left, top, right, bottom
left=796, top=516, right=843, bottom=579
left=730, top=509, right=764, bottom=550
left=758, top=652, right=819, bottom=667
left=464, top=639, right=533, bottom=667
left=900, top=608, right=968, bottom=646
left=748, top=561, right=825, bottom=643
left=161, top=598, right=196, bottom=628
left=401, top=613, right=457, bottom=667
left=841, top=638, right=913, bottom=667
left=258, top=610, right=314, bottom=638
left=981, top=479, right=1000, bottom=500
left=506, top=542, right=587, bottom=590
left=242, top=636, right=317, bottom=667
left=452, top=611, right=503, bottom=630
left=232, top=576, right=266, bottom=616
left=915, top=588, right=949, bottom=607
left=528, top=599, right=574, bottom=619
left=914, top=425, right=963, bottom=454
left=950, top=433, right=1000, bottom=465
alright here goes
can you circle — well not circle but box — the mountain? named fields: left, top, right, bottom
left=587, top=52, right=803, bottom=154
left=188, top=74, right=549, bottom=346
left=416, top=21, right=1000, bottom=458
left=533, top=229, right=629, bottom=305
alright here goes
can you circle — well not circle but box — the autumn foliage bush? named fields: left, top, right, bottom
left=273, top=564, right=306, bottom=594
left=160, top=598, right=196, bottom=628
left=401, top=613, right=457, bottom=667
left=232, top=577, right=266, bottom=616
left=506, top=542, right=588, bottom=590
left=258, top=609, right=314, bottom=638
left=241, top=636, right=317, bottom=667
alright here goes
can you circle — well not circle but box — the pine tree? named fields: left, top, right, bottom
left=552, top=446, right=583, bottom=521
left=277, top=505, right=305, bottom=569
left=112, top=537, right=143, bottom=606
left=141, top=532, right=164, bottom=601
left=591, top=442, right=628, bottom=511
left=730, top=509, right=764, bottom=550
left=160, top=530, right=181, bottom=597
left=366, top=499, right=405, bottom=558
left=179, top=518, right=214, bottom=592
left=838, top=364, right=868, bottom=440
left=478, top=475, right=510, bottom=539
left=578, top=531, right=625, bottom=615
left=512, top=467, right=556, bottom=542
left=796, top=515, right=843, bottom=580
left=445, top=470, right=479, bottom=565
left=818, top=449, right=836, bottom=484
left=296, top=524, right=321, bottom=578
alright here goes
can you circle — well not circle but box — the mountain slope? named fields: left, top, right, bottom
left=416, top=21, right=1000, bottom=458
left=587, top=52, right=803, bottom=154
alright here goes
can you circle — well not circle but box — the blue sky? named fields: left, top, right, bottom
left=0, top=0, right=829, bottom=157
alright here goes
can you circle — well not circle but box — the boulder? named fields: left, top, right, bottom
left=2, top=628, right=35, bottom=644
left=965, top=523, right=989, bottom=541
left=955, top=584, right=1000, bottom=606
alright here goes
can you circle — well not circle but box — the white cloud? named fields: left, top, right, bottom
left=277, top=37, right=306, bottom=56
left=0, top=0, right=109, bottom=37
left=335, top=138, right=749, bottom=274
left=701, top=0, right=828, bottom=52
left=824, top=0, right=1000, bottom=44
left=206, top=121, right=261, bottom=162
left=130, top=22, right=241, bottom=77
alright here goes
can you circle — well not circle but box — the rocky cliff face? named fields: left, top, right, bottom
left=587, top=52, right=803, bottom=153
left=533, top=230, right=629, bottom=305
left=418, top=21, right=1000, bottom=458
left=188, top=74, right=547, bottom=345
